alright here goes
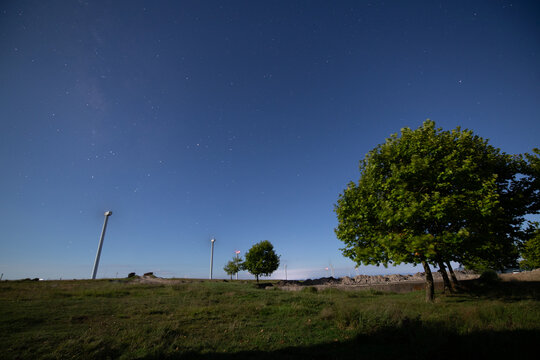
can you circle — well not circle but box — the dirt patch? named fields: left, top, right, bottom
left=125, top=269, right=540, bottom=292
left=500, top=268, right=540, bottom=282
left=276, top=270, right=479, bottom=292
left=131, top=275, right=184, bottom=285
left=276, top=269, right=540, bottom=292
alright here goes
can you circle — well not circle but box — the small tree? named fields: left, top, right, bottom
left=243, top=240, right=280, bottom=283
left=223, top=256, right=243, bottom=280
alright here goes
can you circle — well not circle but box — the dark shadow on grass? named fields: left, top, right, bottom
left=140, top=321, right=538, bottom=360
left=254, top=282, right=274, bottom=289
left=457, top=279, right=540, bottom=301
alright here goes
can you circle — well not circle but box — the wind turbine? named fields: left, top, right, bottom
left=92, top=211, right=112, bottom=279
left=235, top=250, right=241, bottom=280
left=209, top=237, right=216, bottom=279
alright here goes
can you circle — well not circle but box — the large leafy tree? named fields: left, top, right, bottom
left=243, top=240, right=280, bottom=283
left=335, top=120, right=523, bottom=301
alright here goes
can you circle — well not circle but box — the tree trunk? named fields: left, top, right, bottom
left=255, top=274, right=259, bottom=283
left=422, top=260, right=435, bottom=302
left=446, top=261, right=459, bottom=288
left=437, top=260, right=453, bottom=294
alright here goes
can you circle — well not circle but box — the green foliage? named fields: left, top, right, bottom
left=517, top=149, right=540, bottom=270
left=520, top=224, right=540, bottom=270
left=335, top=121, right=526, bottom=276
left=242, top=240, right=280, bottom=282
left=223, top=256, right=243, bottom=279
left=522, top=148, right=540, bottom=214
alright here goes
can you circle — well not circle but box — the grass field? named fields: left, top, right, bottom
left=1, top=278, right=539, bottom=359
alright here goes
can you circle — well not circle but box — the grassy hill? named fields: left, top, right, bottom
left=1, top=277, right=538, bottom=359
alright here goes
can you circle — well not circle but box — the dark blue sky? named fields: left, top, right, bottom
left=1, top=1, right=539, bottom=279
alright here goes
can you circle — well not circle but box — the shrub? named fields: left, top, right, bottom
left=479, top=270, right=500, bottom=284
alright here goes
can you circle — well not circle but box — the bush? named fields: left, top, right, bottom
left=479, top=270, right=500, bottom=284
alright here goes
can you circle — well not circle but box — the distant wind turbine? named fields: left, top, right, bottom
left=91, top=211, right=112, bottom=279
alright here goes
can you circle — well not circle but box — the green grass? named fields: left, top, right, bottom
left=0, top=279, right=539, bottom=359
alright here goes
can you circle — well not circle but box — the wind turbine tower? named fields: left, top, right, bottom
left=209, top=237, right=216, bottom=279
left=91, top=211, right=112, bottom=279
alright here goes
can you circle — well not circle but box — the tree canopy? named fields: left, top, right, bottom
left=518, top=149, right=540, bottom=270
left=520, top=224, right=540, bottom=270
left=335, top=120, right=530, bottom=301
left=521, top=148, right=540, bottom=215
left=242, top=240, right=280, bottom=283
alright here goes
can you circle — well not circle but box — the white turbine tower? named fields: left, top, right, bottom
left=235, top=250, right=241, bottom=280
left=92, top=211, right=112, bottom=279
left=209, top=237, right=216, bottom=279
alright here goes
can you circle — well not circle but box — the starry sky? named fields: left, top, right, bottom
left=1, top=1, right=539, bottom=280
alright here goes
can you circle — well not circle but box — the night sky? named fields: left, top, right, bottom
left=1, top=1, right=539, bottom=280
